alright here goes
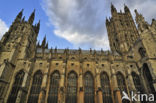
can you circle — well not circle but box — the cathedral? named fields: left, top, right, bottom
left=0, top=4, right=156, bottom=103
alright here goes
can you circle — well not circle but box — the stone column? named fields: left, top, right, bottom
left=96, top=68, right=103, bottom=103
left=127, top=68, right=136, bottom=92
left=114, top=89, right=122, bottom=103
left=78, top=74, right=84, bottom=103
left=97, top=88, right=103, bottom=103
left=38, top=72, right=48, bottom=103
left=58, top=67, right=65, bottom=103
left=111, top=68, right=122, bottom=103
left=78, top=66, right=84, bottom=103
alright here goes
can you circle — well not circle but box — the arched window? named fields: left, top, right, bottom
left=143, top=64, right=155, bottom=94
left=66, top=72, right=77, bottom=103
left=100, top=72, right=113, bottom=103
left=138, top=47, right=146, bottom=58
left=47, top=71, right=60, bottom=103
left=28, top=70, right=42, bottom=103
left=131, top=72, right=144, bottom=93
left=116, top=72, right=129, bottom=103
left=84, top=72, right=94, bottom=103
left=7, top=70, right=25, bottom=103
left=132, top=72, right=146, bottom=103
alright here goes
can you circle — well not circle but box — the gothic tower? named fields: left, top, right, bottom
left=1, top=4, right=156, bottom=103
left=0, top=10, right=40, bottom=103
left=106, top=4, right=140, bottom=54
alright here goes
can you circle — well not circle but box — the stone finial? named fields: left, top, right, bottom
left=14, top=9, right=24, bottom=22
left=36, top=20, right=40, bottom=34
left=90, top=48, right=92, bottom=54
left=41, top=35, right=46, bottom=48
left=22, top=16, right=25, bottom=22
left=55, top=46, right=57, bottom=53
left=134, top=9, right=149, bottom=31
left=28, top=9, right=35, bottom=24
left=78, top=47, right=81, bottom=54
left=45, top=42, right=48, bottom=48
left=124, top=4, right=130, bottom=13
left=111, top=3, right=117, bottom=13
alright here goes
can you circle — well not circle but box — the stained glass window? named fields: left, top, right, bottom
left=7, top=70, right=25, bottom=103
left=116, top=72, right=129, bottom=103
left=47, top=71, right=60, bottom=103
left=66, top=72, right=77, bottom=103
left=28, top=70, right=42, bottom=103
left=100, top=72, right=113, bottom=103
left=84, top=72, right=94, bottom=103
left=143, top=64, right=155, bottom=94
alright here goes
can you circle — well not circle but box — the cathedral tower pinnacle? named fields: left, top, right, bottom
left=28, top=9, right=35, bottom=24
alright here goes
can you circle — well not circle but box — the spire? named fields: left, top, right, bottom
left=124, top=4, right=130, bottom=13
left=45, top=42, right=48, bottom=48
left=37, top=41, right=40, bottom=47
left=106, top=17, right=109, bottom=25
left=22, top=16, right=25, bottom=22
left=41, top=35, right=46, bottom=48
left=111, top=3, right=117, bottom=14
left=78, top=47, right=81, bottom=54
left=90, top=48, right=92, bottom=54
left=36, top=20, right=40, bottom=34
left=101, top=48, right=104, bottom=54
left=134, top=9, right=149, bottom=31
left=28, top=9, right=35, bottom=25
left=14, top=9, right=24, bottom=22
left=135, top=9, right=144, bottom=23
left=55, top=46, right=57, bottom=53
left=50, top=47, right=53, bottom=54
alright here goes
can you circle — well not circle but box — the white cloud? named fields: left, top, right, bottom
left=110, top=0, right=156, bottom=23
left=0, top=19, right=8, bottom=39
left=42, top=0, right=156, bottom=50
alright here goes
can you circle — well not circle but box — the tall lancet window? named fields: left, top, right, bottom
left=138, top=47, right=146, bottom=58
left=100, top=72, right=113, bottom=103
left=28, top=70, right=42, bottom=103
left=116, top=72, right=129, bottom=103
left=84, top=72, right=94, bottom=103
left=47, top=71, right=60, bottom=103
left=143, top=63, right=155, bottom=94
left=132, top=72, right=146, bottom=103
left=66, top=72, right=77, bottom=103
left=7, top=70, right=25, bottom=103
left=131, top=72, right=144, bottom=92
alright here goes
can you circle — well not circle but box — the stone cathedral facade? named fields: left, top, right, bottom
left=0, top=4, right=156, bottom=103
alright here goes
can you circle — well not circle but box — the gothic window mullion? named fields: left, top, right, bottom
left=28, top=71, right=43, bottom=103
left=66, top=72, right=77, bottom=103
left=100, top=72, right=113, bottom=103
left=7, top=70, right=25, bottom=103
left=48, top=71, right=60, bottom=103
left=84, top=72, right=94, bottom=103
left=116, top=72, right=129, bottom=103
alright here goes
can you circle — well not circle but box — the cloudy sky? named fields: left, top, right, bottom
left=0, top=0, right=156, bottom=50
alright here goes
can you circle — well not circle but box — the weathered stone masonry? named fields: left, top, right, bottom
left=0, top=4, right=156, bottom=103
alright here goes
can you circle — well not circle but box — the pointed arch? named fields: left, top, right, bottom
left=143, top=63, right=155, bottom=93
left=131, top=72, right=144, bottom=93
left=116, top=72, right=129, bottom=103
left=84, top=72, right=95, bottom=103
left=100, top=72, right=113, bottom=103
left=66, top=71, right=77, bottom=103
left=7, top=70, right=25, bottom=103
left=47, top=70, right=60, bottom=103
left=138, top=47, right=146, bottom=58
left=28, top=70, right=43, bottom=103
